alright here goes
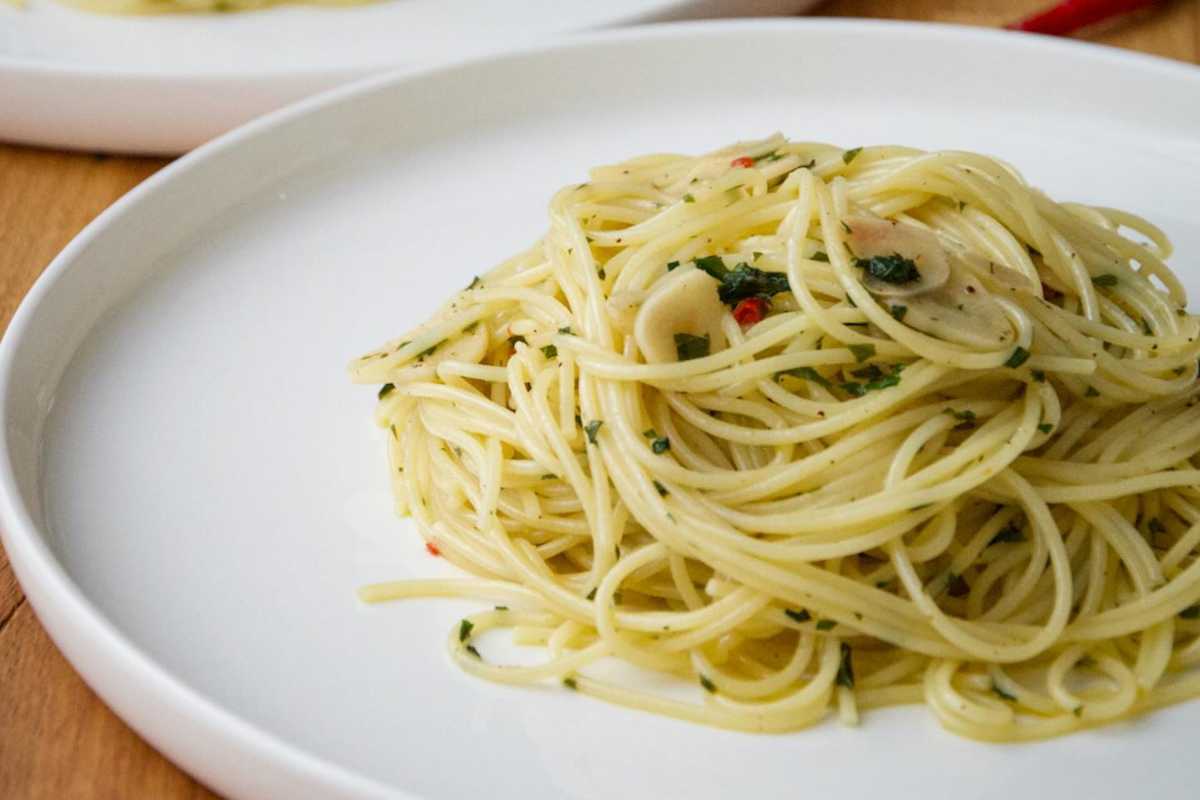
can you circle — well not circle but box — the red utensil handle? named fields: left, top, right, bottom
left=1007, top=0, right=1162, bottom=36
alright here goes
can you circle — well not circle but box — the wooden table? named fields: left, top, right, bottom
left=1, top=1, right=1197, bottom=796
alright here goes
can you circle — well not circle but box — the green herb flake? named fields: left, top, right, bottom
left=418, top=341, right=442, bottom=359
left=563, top=676, right=578, bottom=690
left=674, top=332, right=711, bottom=361
left=558, top=326, right=573, bottom=335
left=992, top=682, right=1017, bottom=702
left=1032, top=369, right=1047, bottom=383
left=666, top=260, right=680, bottom=271
left=465, top=644, right=482, bottom=659
left=699, top=675, right=717, bottom=693
left=378, top=383, right=395, bottom=400
left=1092, top=273, right=1119, bottom=287
left=784, top=608, right=811, bottom=623
left=653, top=480, right=669, bottom=497
left=842, top=147, right=863, bottom=165
left=586, top=588, right=597, bottom=601
left=694, top=255, right=728, bottom=280
left=815, top=619, right=836, bottom=632
left=584, top=419, right=604, bottom=444
left=811, top=251, right=830, bottom=263
left=1038, top=423, right=1053, bottom=434
left=651, top=437, right=671, bottom=454
left=467, top=276, right=482, bottom=290
left=597, top=268, right=606, bottom=280
left=458, top=619, right=474, bottom=642
left=840, top=381, right=866, bottom=398
left=1085, top=386, right=1100, bottom=397
left=849, top=343, right=876, bottom=363
left=836, top=643, right=855, bottom=689
left=855, top=253, right=921, bottom=285
left=683, top=193, right=696, bottom=204
left=890, top=304, right=908, bottom=322
left=643, top=428, right=658, bottom=438
left=495, top=605, right=508, bottom=611
left=540, top=344, right=558, bottom=359
left=1004, top=347, right=1031, bottom=369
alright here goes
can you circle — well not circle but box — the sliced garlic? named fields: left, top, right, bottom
left=902, top=271, right=1016, bottom=349
left=844, top=215, right=950, bottom=297
left=634, top=266, right=727, bottom=363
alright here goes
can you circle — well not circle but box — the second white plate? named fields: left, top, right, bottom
left=0, top=0, right=812, bottom=154
left=3, top=19, right=1200, bottom=800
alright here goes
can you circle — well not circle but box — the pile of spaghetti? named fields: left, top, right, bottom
left=351, top=135, right=1200, bottom=740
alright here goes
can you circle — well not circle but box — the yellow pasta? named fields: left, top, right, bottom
left=351, top=135, right=1200, bottom=740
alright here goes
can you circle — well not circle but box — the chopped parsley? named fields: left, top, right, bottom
left=653, top=480, right=669, bottom=496
left=584, top=419, right=604, bottom=444
left=849, top=343, right=876, bottom=363
left=643, top=428, right=657, bottom=438
left=465, top=644, right=482, bottom=659
left=841, top=363, right=905, bottom=396
left=378, top=383, right=395, bottom=400
left=458, top=619, right=474, bottom=642
left=586, top=588, right=597, bottom=601
left=467, top=275, right=482, bottom=290
left=755, top=151, right=784, bottom=163
left=699, top=675, right=717, bottom=693
left=1032, top=369, right=1047, bottom=383
left=1038, top=423, right=1053, bottom=434
left=842, top=147, right=863, bottom=165
left=811, top=251, right=830, bottom=263
left=1092, top=273, right=1119, bottom=287
left=541, top=344, right=558, bottom=359
left=674, top=332, right=711, bottom=361
left=890, top=304, right=908, bottom=322
left=558, top=326, right=573, bottom=335
left=784, top=608, right=811, bottom=623
left=855, top=253, right=920, bottom=285
left=777, top=366, right=833, bottom=390
left=666, top=260, right=680, bottom=271
left=1004, top=347, right=1031, bottom=368
left=418, top=340, right=442, bottom=359
left=495, top=605, right=508, bottom=611
left=563, top=676, right=578, bottom=690
left=815, top=619, right=836, bottom=632
left=836, top=643, right=855, bottom=689
left=651, top=437, right=670, bottom=454
left=694, top=255, right=791, bottom=305
left=683, top=193, right=696, bottom=203
left=1085, top=386, right=1100, bottom=397
left=597, top=268, right=606, bottom=280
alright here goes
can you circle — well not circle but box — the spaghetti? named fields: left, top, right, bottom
left=351, top=135, right=1200, bottom=740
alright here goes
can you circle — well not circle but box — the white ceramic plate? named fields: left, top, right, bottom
left=4, top=19, right=1200, bottom=800
left=0, top=0, right=813, bottom=154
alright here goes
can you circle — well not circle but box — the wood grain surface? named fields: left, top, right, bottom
left=1, top=1, right=1197, bottom=797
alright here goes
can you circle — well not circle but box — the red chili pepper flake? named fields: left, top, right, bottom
left=730, top=156, right=755, bottom=169
left=425, top=541, right=441, bottom=557
left=733, top=297, right=769, bottom=327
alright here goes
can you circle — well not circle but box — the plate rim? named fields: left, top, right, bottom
left=2, top=18, right=1199, bottom=799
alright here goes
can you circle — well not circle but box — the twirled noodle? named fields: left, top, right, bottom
left=351, top=135, right=1200, bottom=741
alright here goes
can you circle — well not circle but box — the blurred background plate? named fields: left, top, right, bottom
left=0, top=0, right=814, bottom=154
left=2, top=18, right=1200, bottom=800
